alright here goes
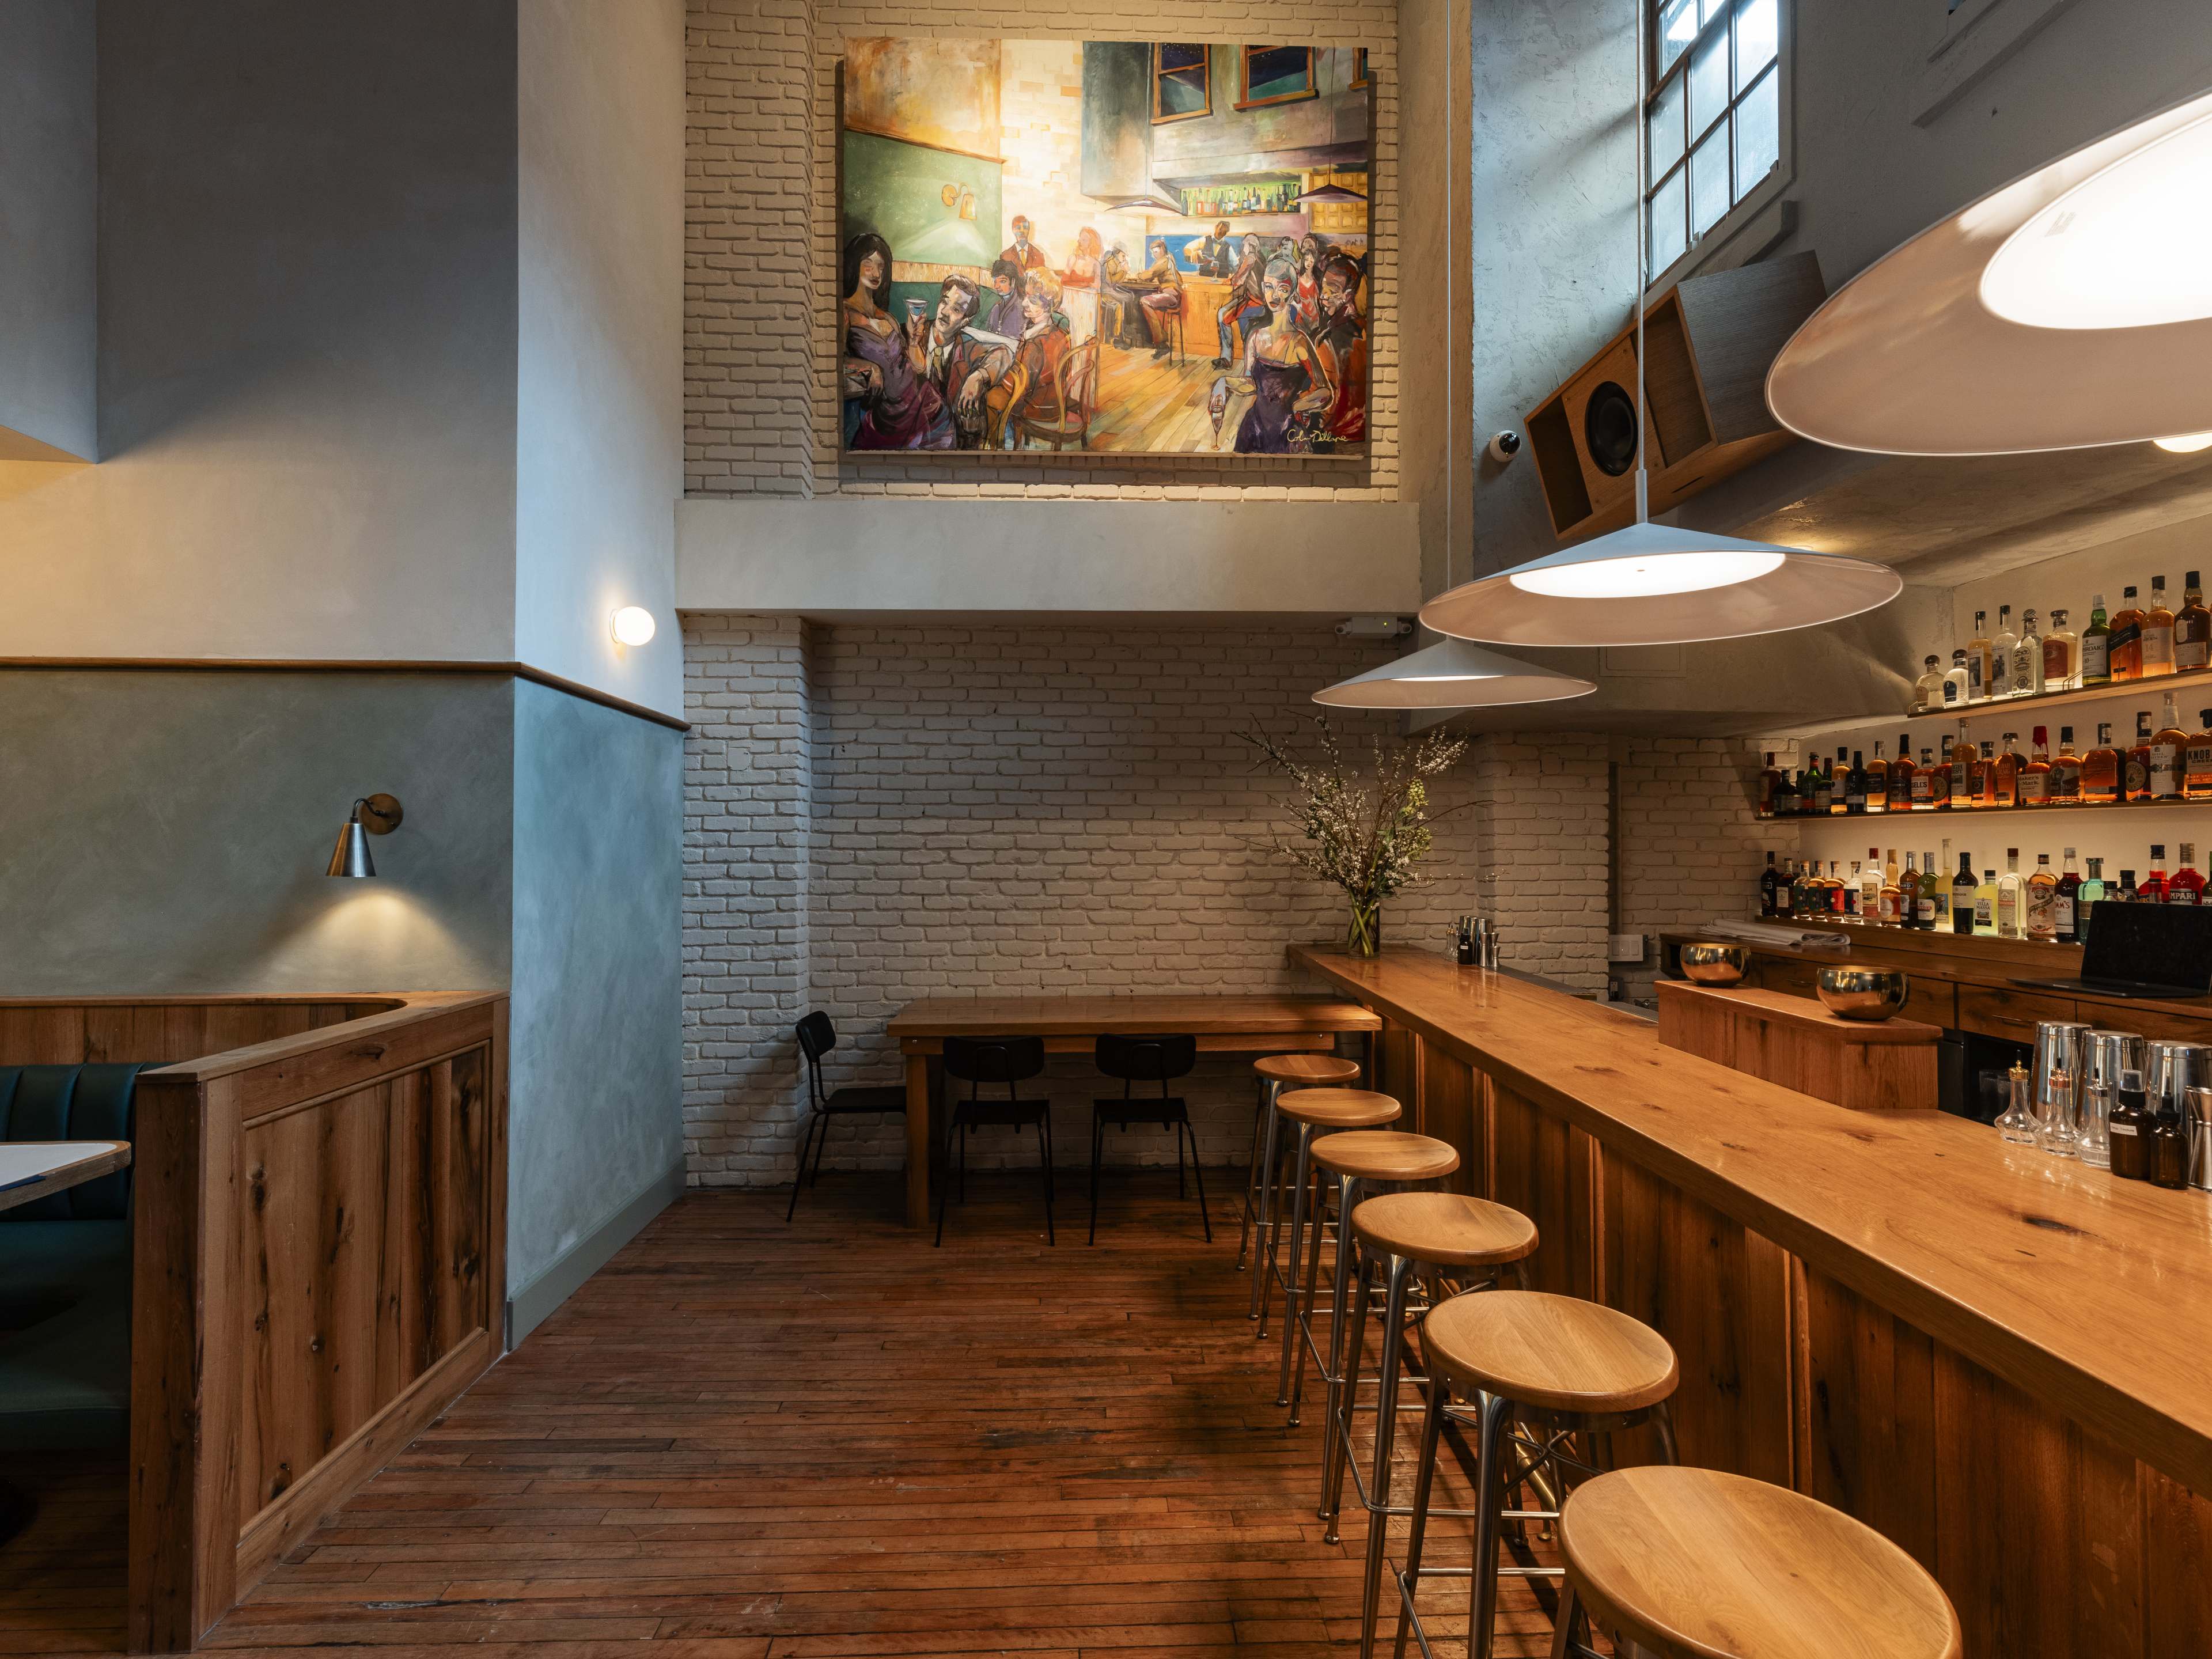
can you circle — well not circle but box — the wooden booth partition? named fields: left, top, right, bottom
left=35, top=993, right=518, bottom=1654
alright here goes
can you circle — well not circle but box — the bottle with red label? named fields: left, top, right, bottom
left=2142, top=844, right=2170, bottom=905
left=2168, top=843, right=2205, bottom=906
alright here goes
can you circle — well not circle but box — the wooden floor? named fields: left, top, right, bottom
left=3, top=1179, right=1569, bottom=1658
left=1082, top=336, right=1236, bottom=453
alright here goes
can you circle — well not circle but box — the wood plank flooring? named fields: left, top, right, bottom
left=3, top=1179, right=1566, bottom=1658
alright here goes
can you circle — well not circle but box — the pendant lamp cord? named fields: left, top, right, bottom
left=1634, top=0, right=1649, bottom=525
left=1445, top=0, right=1456, bottom=592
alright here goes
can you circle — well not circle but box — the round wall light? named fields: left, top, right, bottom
left=610, top=606, right=657, bottom=647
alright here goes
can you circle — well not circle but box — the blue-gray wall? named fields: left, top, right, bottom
left=506, top=679, right=686, bottom=1339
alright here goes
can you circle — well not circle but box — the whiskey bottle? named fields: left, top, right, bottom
left=1975, top=868, right=1999, bottom=934
left=2081, top=594, right=2112, bottom=686
left=2152, top=693, right=2189, bottom=800
left=1866, top=741, right=1889, bottom=813
left=1952, top=853, right=1978, bottom=934
left=2109, top=1069, right=2152, bottom=1182
left=2051, top=726, right=2083, bottom=805
left=2144, top=844, right=2170, bottom=904
left=2082, top=721, right=2122, bottom=805
left=1914, top=654, right=1945, bottom=712
left=2188, top=709, right=2212, bottom=800
left=1807, top=753, right=1831, bottom=816
left=2112, top=585, right=2145, bottom=681
left=1859, top=849, right=1883, bottom=918
left=1828, top=860, right=1851, bottom=915
left=2179, top=573, right=2210, bottom=672
left=2078, top=856, right=2107, bottom=944
left=1917, top=747, right=1945, bottom=809
left=1968, top=742, right=1994, bottom=808
left=1997, top=848, right=2024, bottom=938
left=2013, top=609, right=2043, bottom=696
left=2127, top=710, right=2154, bottom=801
left=2027, top=853, right=2058, bottom=941
left=1991, top=605, right=2018, bottom=698
left=1888, top=735, right=1916, bottom=812
left=1830, top=746, right=1852, bottom=815
left=1968, top=610, right=1993, bottom=700
left=1760, top=851, right=1782, bottom=917
left=1899, top=854, right=1920, bottom=927
left=2170, top=843, right=2205, bottom=906
left=2118, top=868, right=2141, bottom=904
left=1772, top=768, right=1800, bottom=817
left=1943, top=649, right=1971, bottom=707
left=1844, top=750, right=1869, bottom=814
left=2055, top=848, right=2081, bottom=944
left=1949, top=722, right=1975, bottom=806
left=2044, top=608, right=2078, bottom=690
left=2144, top=575, right=2177, bottom=676
left=2020, top=725, right=2052, bottom=806
left=1918, top=850, right=1944, bottom=929
left=1756, top=752, right=1782, bottom=818
left=1993, top=732, right=2021, bottom=807
left=1880, top=850, right=1903, bottom=926
left=1843, top=860, right=1864, bottom=919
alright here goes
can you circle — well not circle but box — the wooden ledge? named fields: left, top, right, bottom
left=1654, top=980, right=1942, bottom=1043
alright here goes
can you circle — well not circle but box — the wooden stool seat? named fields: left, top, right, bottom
left=1253, top=1052, right=1361, bottom=1086
left=1351, top=1191, right=1535, bottom=1268
left=1309, top=1130, right=1458, bottom=1184
left=1275, top=1087, right=1402, bottom=1129
left=1421, top=1290, right=1677, bottom=1414
left=1560, top=1466, right=1964, bottom=1659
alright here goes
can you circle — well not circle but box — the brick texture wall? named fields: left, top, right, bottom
left=682, top=615, right=1609, bottom=1187
left=685, top=1, right=1399, bottom=501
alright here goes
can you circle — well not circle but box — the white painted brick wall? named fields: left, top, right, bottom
left=685, top=0, right=1400, bottom=501
left=680, top=617, right=1605, bottom=1187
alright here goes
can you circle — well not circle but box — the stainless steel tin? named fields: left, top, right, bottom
left=2147, top=1041, right=2212, bottom=1116
left=2084, top=1030, right=2146, bottom=1093
left=2188, top=1086, right=2212, bottom=1192
left=2032, top=1020, right=2094, bottom=1145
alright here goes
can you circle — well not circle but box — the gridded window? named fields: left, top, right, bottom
left=1238, top=46, right=1315, bottom=111
left=1153, top=44, right=1211, bottom=123
left=1646, top=0, right=1781, bottom=276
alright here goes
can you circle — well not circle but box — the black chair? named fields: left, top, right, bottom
left=1088, top=1034, right=1208, bottom=1245
left=789, top=1012, right=908, bottom=1222
left=937, top=1035, right=1055, bottom=1247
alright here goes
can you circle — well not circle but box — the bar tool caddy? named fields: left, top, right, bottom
left=2020, top=1025, right=2212, bottom=1192
left=1452, top=915, right=1499, bottom=969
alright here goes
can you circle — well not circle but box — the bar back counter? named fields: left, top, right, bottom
left=1291, top=944, right=2212, bottom=1659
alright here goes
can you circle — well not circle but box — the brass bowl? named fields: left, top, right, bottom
left=1817, top=965, right=1909, bottom=1021
left=1679, top=943, right=1750, bottom=986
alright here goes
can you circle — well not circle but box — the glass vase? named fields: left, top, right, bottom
left=1346, top=899, right=1382, bottom=959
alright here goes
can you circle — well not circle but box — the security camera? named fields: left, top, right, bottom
left=1487, top=430, right=1522, bottom=464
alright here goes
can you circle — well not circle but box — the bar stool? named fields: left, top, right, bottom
left=1391, top=1290, right=1679, bottom=1659
left=1553, top=1465, right=1963, bottom=1659
left=1324, top=1192, right=1537, bottom=1650
left=1259, top=1088, right=1400, bottom=1353
left=1242, top=1052, right=1362, bottom=1303
left=1285, top=1131, right=1459, bottom=1433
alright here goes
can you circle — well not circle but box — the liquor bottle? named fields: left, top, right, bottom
left=1888, top=735, right=1915, bottom=812
left=2081, top=722, right=2122, bottom=805
left=2144, top=575, right=2176, bottom=676
left=2081, top=594, right=2112, bottom=686
left=1785, top=858, right=1805, bottom=916
left=2109, top=1069, right=2152, bottom=1182
left=2111, top=585, right=2145, bottom=680
left=1991, top=605, right=2018, bottom=698
left=2044, top=608, right=2078, bottom=690
left=2170, top=843, right=2205, bottom=906
left=1760, top=851, right=1782, bottom=917
left=1943, top=649, right=1970, bottom=707
left=1968, top=742, right=1994, bottom=808
left=1968, top=610, right=1993, bottom=700
left=1880, top=852, right=1903, bottom=926
left=2118, top=868, right=2141, bottom=904
left=2143, top=844, right=2170, bottom=904
left=1807, top=752, right=1831, bottom=816
left=1843, top=860, right=1863, bottom=919
left=1844, top=750, right=1869, bottom=814
left=1866, top=741, right=1889, bottom=814
left=1917, top=747, right=1945, bottom=809
left=2012, top=609, right=2043, bottom=697
left=2027, top=853, right=2058, bottom=941
left=2055, top=848, right=2081, bottom=944
left=1772, top=767, right=1799, bottom=818
left=1914, top=654, right=1945, bottom=712
left=1952, top=853, right=1978, bottom=934
left=2127, top=710, right=2154, bottom=801
left=1899, top=854, right=1919, bottom=927
left=2152, top=1090, right=2190, bottom=1189
left=1829, top=861, right=1851, bottom=915
left=1859, top=849, right=1883, bottom=918
left=1756, top=752, right=1782, bottom=818
left=1993, top=733, right=2020, bottom=807
left=2188, top=709, right=2212, bottom=800
left=1997, top=848, right=2024, bottom=938
left=2179, top=572, right=2210, bottom=671
left=2078, top=856, right=2107, bottom=944
left=1918, top=850, right=1944, bottom=929
left=2051, top=726, right=2083, bottom=805
left=2152, top=693, right=2189, bottom=799
left=1949, top=722, right=1975, bottom=806
left=1975, top=868, right=1999, bottom=934
left=2020, top=725, right=2052, bottom=806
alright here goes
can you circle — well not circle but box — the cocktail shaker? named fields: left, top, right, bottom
left=2032, top=1020, right=2093, bottom=1157
left=2187, top=1087, right=2212, bottom=1191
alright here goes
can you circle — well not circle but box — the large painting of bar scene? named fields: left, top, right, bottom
left=838, top=40, right=1370, bottom=456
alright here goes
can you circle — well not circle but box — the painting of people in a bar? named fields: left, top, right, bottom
left=838, top=39, right=1370, bottom=456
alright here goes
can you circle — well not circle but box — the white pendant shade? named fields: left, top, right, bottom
left=1418, top=521, right=1903, bottom=647
left=1767, top=86, right=2212, bottom=455
left=1312, top=638, right=1596, bottom=710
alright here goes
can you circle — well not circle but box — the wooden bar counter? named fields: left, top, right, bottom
left=1291, top=942, right=2212, bottom=1659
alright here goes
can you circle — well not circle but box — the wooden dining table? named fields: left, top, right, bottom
left=0, top=1139, right=132, bottom=1214
left=886, top=995, right=1384, bottom=1228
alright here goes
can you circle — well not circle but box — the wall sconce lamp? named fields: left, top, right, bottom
left=610, top=606, right=657, bottom=646
left=327, top=793, right=404, bottom=878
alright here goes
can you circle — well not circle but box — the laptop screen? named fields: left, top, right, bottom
left=2080, top=900, right=2212, bottom=991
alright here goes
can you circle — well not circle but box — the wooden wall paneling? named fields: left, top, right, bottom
left=2141, top=1464, right=2212, bottom=1654
left=0, top=998, right=403, bottom=1066
left=1419, top=1046, right=1477, bottom=1196
left=1376, top=1017, right=1419, bottom=1120
left=1487, top=1078, right=1599, bottom=1300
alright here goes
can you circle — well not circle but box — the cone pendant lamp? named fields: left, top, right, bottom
left=1419, top=0, right=1900, bottom=649
left=1313, top=637, right=1595, bottom=709
left=1767, top=86, right=2212, bottom=455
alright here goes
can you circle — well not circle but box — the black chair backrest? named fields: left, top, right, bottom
left=0, top=1063, right=145, bottom=1221
left=943, top=1035, right=1046, bottom=1099
left=1095, top=1033, right=1196, bottom=1095
left=796, top=1012, right=837, bottom=1108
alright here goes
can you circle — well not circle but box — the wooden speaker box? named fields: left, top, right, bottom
left=1525, top=251, right=1826, bottom=540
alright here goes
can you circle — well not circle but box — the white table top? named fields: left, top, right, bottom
left=0, top=1141, right=132, bottom=1213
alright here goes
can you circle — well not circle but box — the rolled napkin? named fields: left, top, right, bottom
left=1694, top=919, right=1853, bottom=955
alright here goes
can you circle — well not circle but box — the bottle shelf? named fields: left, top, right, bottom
left=1768, top=796, right=2212, bottom=825
left=1764, top=670, right=2212, bottom=749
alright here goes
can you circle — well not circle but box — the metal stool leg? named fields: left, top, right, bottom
left=1268, top=1122, right=1315, bottom=1369
left=1250, top=1097, right=1285, bottom=1321
left=1237, top=1078, right=1274, bottom=1269
left=1467, top=1390, right=1515, bottom=1659
left=1281, top=1152, right=1328, bottom=1414
left=1301, top=1168, right=1362, bottom=1442
left=1391, top=1370, right=1450, bottom=1659
left=1324, top=1248, right=1380, bottom=1540
left=1353, top=1255, right=1416, bottom=1655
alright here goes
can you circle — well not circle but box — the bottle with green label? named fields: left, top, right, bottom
left=2080, top=592, right=2113, bottom=685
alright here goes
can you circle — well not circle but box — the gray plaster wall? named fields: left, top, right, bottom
left=0, top=671, right=512, bottom=995
left=506, top=679, right=685, bottom=1334
left=0, top=0, right=96, bottom=461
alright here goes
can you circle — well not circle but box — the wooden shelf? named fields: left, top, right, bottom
left=1764, top=669, right=2212, bottom=750
left=1771, top=795, right=2212, bottom=824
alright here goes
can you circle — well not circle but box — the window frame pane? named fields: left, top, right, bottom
left=1236, top=45, right=1317, bottom=111
left=1152, top=44, right=1213, bottom=124
left=1645, top=0, right=1787, bottom=279
left=1733, top=61, right=1779, bottom=199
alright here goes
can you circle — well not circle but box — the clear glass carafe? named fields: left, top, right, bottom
left=2039, top=1063, right=2078, bottom=1158
left=1997, top=1065, right=2039, bottom=1145
left=2077, top=1081, right=2113, bottom=1169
